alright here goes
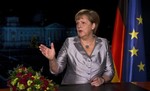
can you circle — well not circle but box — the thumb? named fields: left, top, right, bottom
left=51, top=43, right=54, bottom=49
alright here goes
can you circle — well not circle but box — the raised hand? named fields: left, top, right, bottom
left=39, top=43, right=56, bottom=61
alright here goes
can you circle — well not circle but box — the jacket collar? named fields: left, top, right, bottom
left=73, top=35, right=102, bottom=57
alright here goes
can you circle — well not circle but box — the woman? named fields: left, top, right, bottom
left=39, top=9, right=114, bottom=86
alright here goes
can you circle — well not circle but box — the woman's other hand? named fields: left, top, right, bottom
left=91, top=77, right=104, bottom=86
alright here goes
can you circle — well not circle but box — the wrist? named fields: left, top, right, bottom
left=49, top=60, right=55, bottom=64
left=49, top=57, right=56, bottom=61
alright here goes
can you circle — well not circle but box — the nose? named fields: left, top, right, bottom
left=77, top=24, right=81, bottom=29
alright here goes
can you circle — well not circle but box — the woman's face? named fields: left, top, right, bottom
left=76, top=15, right=95, bottom=38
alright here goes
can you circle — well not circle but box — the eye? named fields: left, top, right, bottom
left=81, top=21, right=85, bottom=24
left=76, top=22, right=79, bottom=25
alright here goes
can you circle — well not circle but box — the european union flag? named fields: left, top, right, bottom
left=122, top=0, right=147, bottom=82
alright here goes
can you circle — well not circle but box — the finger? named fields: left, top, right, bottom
left=51, top=43, right=54, bottom=49
left=41, top=51, right=46, bottom=55
left=40, top=44, right=47, bottom=48
left=39, top=46, right=45, bottom=51
left=91, top=78, right=98, bottom=85
left=39, top=44, right=47, bottom=52
left=91, top=77, right=98, bottom=82
left=91, top=80, right=101, bottom=87
left=39, top=44, right=44, bottom=49
left=91, top=81, right=97, bottom=86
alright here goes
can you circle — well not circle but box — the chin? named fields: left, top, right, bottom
left=78, top=35, right=83, bottom=38
left=78, top=33, right=84, bottom=37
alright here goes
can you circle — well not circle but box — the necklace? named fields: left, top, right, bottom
left=81, top=37, right=95, bottom=49
left=85, top=45, right=90, bottom=48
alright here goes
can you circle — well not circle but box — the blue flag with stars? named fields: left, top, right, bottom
left=122, top=0, right=147, bottom=82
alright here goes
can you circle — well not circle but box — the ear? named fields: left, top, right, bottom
left=92, top=23, right=96, bottom=30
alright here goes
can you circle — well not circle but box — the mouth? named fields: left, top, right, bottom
left=78, top=30, right=82, bottom=33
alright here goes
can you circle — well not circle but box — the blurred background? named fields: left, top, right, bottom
left=0, top=0, right=150, bottom=88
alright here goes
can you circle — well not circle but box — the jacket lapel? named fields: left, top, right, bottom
left=91, top=36, right=102, bottom=57
left=73, top=36, right=88, bottom=57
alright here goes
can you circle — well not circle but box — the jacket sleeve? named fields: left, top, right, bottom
left=56, top=38, right=69, bottom=74
left=102, top=39, right=115, bottom=82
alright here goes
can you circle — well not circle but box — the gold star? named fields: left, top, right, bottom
left=129, top=46, right=138, bottom=56
left=137, top=61, right=145, bottom=72
left=129, top=29, right=139, bottom=39
left=136, top=15, right=143, bottom=24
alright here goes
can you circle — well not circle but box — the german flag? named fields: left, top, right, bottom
left=111, top=0, right=127, bottom=82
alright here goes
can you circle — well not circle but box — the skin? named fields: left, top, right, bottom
left=39, top=14, right=104, bottom=86
left=76, top=15, right=95, bottom=40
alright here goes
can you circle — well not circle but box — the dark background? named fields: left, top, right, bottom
left=0, top=0, right=150, bottom=87
left=0, top=0, right=149, bottom=42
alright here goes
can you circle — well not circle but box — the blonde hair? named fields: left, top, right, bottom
left=75, top=9, right=100, bottom=34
